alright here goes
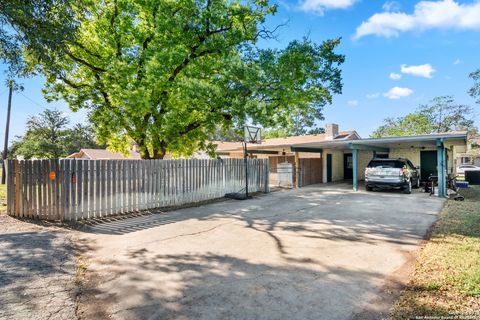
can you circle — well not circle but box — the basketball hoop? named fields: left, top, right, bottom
left=244, top=126, right=261, bottom=144
left=225, top=126, right=262, bottom=200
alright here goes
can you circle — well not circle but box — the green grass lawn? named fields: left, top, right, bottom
left=391, top=186, right=480, bottom=318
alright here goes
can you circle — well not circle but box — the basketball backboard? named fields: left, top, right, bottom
left=244, top=126, right=261, bottom=144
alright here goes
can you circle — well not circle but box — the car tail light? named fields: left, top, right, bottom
left=365, top=168, right=369, bottom=177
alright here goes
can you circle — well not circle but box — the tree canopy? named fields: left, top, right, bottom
left=11, top=109, right=102, bottom=159
left=0, top=0, right=79, bottom=75
left=26, top=0, right=344, bottom=159
left=469, top=69, right=480, bottom=104
left=371, top=96, right=477, bottom=138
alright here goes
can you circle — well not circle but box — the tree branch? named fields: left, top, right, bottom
left=57, top=74, right=90, bottom=89
left=69, top=40, right=103, bottom=59
left=168, top=48, right=220, bottom=82
left=110, top=0, right=122, bottom=58
left=136, top=4, right=159, bottom=81
left=64, top=49, right=106, bottom=72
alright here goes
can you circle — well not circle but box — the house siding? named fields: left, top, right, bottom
left=357, top=150, right=374, bottom=180
left=322, top=149, right=344, bottom=182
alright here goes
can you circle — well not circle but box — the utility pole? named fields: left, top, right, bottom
left=1, top=80, right=13, bottom=184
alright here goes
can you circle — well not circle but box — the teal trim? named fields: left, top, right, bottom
left=348, top=143, right=389, bottom=152
left=436, top=138, right=446, bottom=198
left=352, top=149, right=358, bottom=192
left=290, top=147, right=323, bottom=153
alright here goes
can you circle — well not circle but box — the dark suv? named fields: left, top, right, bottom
left=364, top=158, right=420, bottom=194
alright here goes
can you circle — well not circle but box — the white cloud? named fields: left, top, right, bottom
left=347, top=99, right=359, bottom=106
left=453, top=58, right=462, bottom=65
left=389, top=72, right=402, bottom=80
left=354, top=0, right=480, bottom=39
left=383, top=1, right=401, bottom=12
left=383, top=86, right=413, bottom=99
left=366, top=93, right=380, bottom=99
left=400, top=64, right=435, bottom=78
left=299, top=0, right=357, bottom=14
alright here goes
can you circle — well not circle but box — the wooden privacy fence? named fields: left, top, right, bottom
left=5, top=158, right=269, bottom=221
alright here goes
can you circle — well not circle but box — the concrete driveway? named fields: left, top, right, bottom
left=77, top=183, right=444, bottom=320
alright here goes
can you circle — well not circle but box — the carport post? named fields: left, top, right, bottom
left=352, top=149, right=358, bottom=192
left=436, top=139, right=446, bottom=198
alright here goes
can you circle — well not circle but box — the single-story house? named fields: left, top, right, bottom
left=66, top=148, right=142, bottom=160
left=215, top=124, right=468, bottom=198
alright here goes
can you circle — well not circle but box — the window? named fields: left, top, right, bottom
left=375, top=153, right=389, bottom=159
left=367, top=160, right=405, bottom=168
left=461, top=157, right=471, bottom=164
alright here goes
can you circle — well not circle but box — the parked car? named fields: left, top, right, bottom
left=456, top=164, right=480, bottom=175
left=365, top=158, right=420, bottom=194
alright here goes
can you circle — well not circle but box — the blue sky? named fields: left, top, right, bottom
left=1, top=0, right=480, bottom=142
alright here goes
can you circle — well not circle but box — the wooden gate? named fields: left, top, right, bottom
left=298, top=158, right=323, bottom=187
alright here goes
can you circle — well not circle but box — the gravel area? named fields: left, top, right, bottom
left=0, top=215, right=78, bottom=320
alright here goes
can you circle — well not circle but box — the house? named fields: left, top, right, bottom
left=66, top=148, right=142, bottom=160
left=215, top=124, right=360, bottom=186
left=215, top=123, right=468, bottom=198
left=456, top=136, right=480, bottom=166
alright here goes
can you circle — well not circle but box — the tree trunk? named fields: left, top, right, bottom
left=152, top=141, right=167, bottom=159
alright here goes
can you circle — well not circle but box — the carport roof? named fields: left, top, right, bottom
left=290, top=131, right=468, bottom=151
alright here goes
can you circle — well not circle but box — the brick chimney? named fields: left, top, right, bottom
left=325, top=123, right=339, bottom=140
left=131, top=143, right=140, bottom=153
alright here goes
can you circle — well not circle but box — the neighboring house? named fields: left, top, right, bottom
left=456, top=136, right=480, bottom=166
left=214, top=123, right=468, bottom=196
left=67, top=148, right=142, bottom=160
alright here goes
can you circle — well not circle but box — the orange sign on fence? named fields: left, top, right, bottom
left=49, top=171, right=56, bottom=181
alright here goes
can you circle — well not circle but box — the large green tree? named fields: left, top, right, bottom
left=27, top=0, right=344, bottom=159
left=372, top=96, right=476, bottom=138
left=11, top=109, right=102, bottom=159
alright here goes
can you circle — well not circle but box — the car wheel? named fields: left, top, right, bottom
left=412, top=177, right=420, bottom=189
left=403, top=180, right=412, bottom=194
left=365, top=185, right=372, bottom=191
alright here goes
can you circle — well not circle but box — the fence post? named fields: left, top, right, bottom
left=264, top=159, right=269, bottom=193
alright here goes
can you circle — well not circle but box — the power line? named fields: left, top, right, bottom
left=0, top=88, right=8, bottom=98
left=18, top=92, right=46, bottom=109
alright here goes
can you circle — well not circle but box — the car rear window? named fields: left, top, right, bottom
left=367, top=160, right=405, bottom=168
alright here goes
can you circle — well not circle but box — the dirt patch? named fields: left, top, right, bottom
left=75, top=261, right=114, bottom=320
left=352, top=250, right=418, bottom=320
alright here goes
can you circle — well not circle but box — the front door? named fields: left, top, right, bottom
left=327, top=154, right=333, bottom=182
left=343, top=154, right=353, bottom=179
left=420, top=150, right=437, bottom=181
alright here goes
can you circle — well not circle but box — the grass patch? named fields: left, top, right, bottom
left=0, top=172, right=6, bottom=214
left=75, top=255, right=88, bottom=286
left=391, top=186, right=480, bottom=319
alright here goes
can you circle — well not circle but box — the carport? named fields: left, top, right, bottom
left=291, top=132, right=468, bottom=198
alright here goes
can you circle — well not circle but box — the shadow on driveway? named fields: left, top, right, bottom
left=77, top=184, right=444, bottom=320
